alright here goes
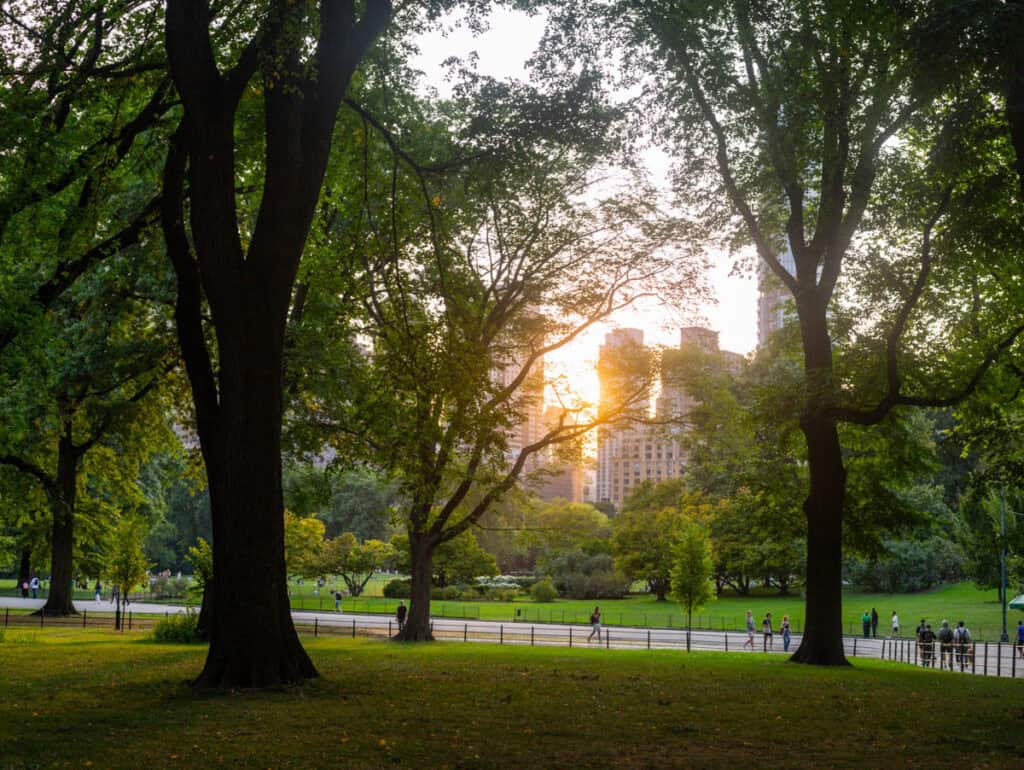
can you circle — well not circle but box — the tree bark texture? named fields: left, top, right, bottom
left=395, top=533, right=436, bottom=641
left=163, top=0, right=391, bottom=687
left=790, top=305, right=848, bottom=665
left=16, top=548, right=31, bottom=592
left=40, top=426, right=78, bottom=616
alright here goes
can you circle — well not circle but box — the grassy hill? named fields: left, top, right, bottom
left=1, top=628, right=1021, bottom=768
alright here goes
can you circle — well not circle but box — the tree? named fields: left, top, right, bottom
left=159, top=0, right=393, bottom=687
left=389, top=531, right=499, bottom=589
left=669, top=520, right=714, bottom=647
left=320, top=533, right=394, bottom=597
left=186, top=537, right=214, bottom=640
left=103, top=517, right=152, bottom=631
left=574, top=0, right=1024, bottom=664
left=612, top=496, right=689, bottom=601
left=297, top=67, right=697, bottom=640
left=284, top=511, right=326, bottom=581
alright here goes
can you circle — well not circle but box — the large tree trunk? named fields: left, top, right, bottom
left=192, top=318, right=315, bottom=688
left=395, top=532, right=436, bottom=641
left=40, top=426, right=78, bottom=616
left=790, top=306, right=848, bottom=665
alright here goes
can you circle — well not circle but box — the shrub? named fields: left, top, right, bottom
left=151, top=576, right=190, bottom=599
left=530, top=578, right=558, bottom=602
left=382, top=578, right=411, bottom=598
left=488, top=588, right=519, bottom=602
left=544, top=551, right=632, bottom=599
left=152, top=612, right=202, bottom=643
left=438, top=585, right=463, bottom=601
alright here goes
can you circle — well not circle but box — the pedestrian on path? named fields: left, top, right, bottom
left=94, top=581, right=102, bottom=602
left=920, top=623, right=936, bottom=667
left=781, top=615, right=792, bottom=652
left=110, top=585, right=119, bottom=604
left=871, top=607, right=878, bottom=638
left=744, top=610, right=755, bottom=650
left=762, top=612, right=773, bottom=650
left=891, top=611, right=899, bottom=638
left=29, top=576, right=39, bottom=598
left=954, top=621, right=972, bottom=668
left=1016, top=620, right=1024, bottom=659
left=20, top=580, right=28, bottom=598
left=396, top=601, right=407, bottom=631
left=588, top=606, right=602, bottom=644
left=333, top=590, right=343, bottom=612
left=862, top=610, right=871, bottom=639
left=937, top=620, right=954, bottom=669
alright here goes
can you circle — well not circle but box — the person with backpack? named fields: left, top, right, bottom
left=937, top=620, right=954, bottom=669
left=395, top=601, right=407, bottom=631
left=920, top=624, right=936, bottom=667
left=861, top=610, right=871, bottom=639
left=588, top=606, right=602, bottom=644
left=953, top=621, right=972, bottom=669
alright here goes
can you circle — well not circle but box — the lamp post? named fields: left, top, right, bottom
left=1001, top=488, right=1008, bottom=643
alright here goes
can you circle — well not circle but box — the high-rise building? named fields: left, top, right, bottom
left=757, top=245, right=797, bottom=346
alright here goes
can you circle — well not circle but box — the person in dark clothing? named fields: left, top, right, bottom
left=396, top=601, right=407, bottom=631
left=920, top=624, right=936, bottom=667
left=870, top=607, right=878, bottom=638
left=937, top=620, right=954, bottom=669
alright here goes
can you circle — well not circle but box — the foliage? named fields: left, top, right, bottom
left=152, top=612, right=202, bottom=644
left=670, top=521, right=715, bottom=629
left=530, top=577, right=559, bottom=603
left=390, top=531, right=499, bottom=588
left=102, top=517, right=152, bottom=599
left=284, top=511, right=326, bottom=580
left=185, top=538, right=213, bottom=593
left=612, top=496, right=689, bottom=601
left=382, top=578, right=411, bottom=599
left=319, top=533, right=395, bottom=597
left=543, top=551, right=631, bottom=599
left=845, top=537, right=966, bottom=594
left=283, top=464, right=397, bottom=541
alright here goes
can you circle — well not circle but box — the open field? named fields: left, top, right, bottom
left=5, top=578, right=1021, bottom=638
left=1, top=627, right=1022, bottom=769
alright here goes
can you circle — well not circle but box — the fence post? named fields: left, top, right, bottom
left=314, top=617, right=318, bottom=637
left=83, top=610, right=87, bottom=629
left=853, top=638, right=857, bottom=657
left=40, top=610, right=44, bottom=628
left=500, top=624, right=503, bottom=645
left=647, top=630, right=651, bottom=650
left=606, top=629, right=610, bottom=649
left=128, top=611, right=132, bottom=631
left=984, top=642, right=989, bottom=675
left=464, top=623, right=468, bottom=642
left=569, top=627, right=573, bottom=648
left=5, top=607, right=8, bottom=627
left=997, top=643, right=1002, bottom=677
left=352, top=618, right=356, bottom=638
left=724, top=633, right=728, bottom=652
left=687, top=628, right=691, bottom=653
left=1012, top=646, right=1017, bottom=679
left=389, top=620, right=392, bottom=636
left=531, top=626, right=534, bottom=647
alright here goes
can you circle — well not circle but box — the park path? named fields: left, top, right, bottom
left=2, top=596, right=1019, bottom=679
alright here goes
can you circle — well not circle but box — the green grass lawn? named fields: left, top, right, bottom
left=0, top=627, right=1021, bottom=769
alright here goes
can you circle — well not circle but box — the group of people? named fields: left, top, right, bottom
left=914, top=618, right=974, bottom=669
left=744, top=610, right=793, bottom=652
left=18, top=576, right=41, bottom=598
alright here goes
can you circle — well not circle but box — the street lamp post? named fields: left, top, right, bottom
left=1001, top=488, right=1008, bottom=643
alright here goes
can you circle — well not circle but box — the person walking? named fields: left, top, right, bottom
left=744, top=610, right=755, bottom=650
left=110, top=584, right=119, bottom=605
left=870, top=607, right=878, bottom=639
left=762, top=612, right=773, bottom=650
left=333, top=590, right=343, bottom=613
left=29, top=575, right=39, bottom=599
left=920, top=623, right=936, bottom=667
left=1016, top=620, right=1024, bottom=659
left=937, top=620, right=954, bottom=669
left=861, top=610, right=871, bottom=639
left=395, top=601, right=407, bottom=631
left=781, top=615, right=792, bottom=652
left=953, top=621, right=972, bottom=669
left=891, top=611, right=900, bottom=638
left=94, top=581, right=102, bottom=602
left=20, top=580, right=29, bottom=598
left=588, top=606, right=602, bottom=644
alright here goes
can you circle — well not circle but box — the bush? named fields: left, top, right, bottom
left=530, top=578, right=558, bottom=602
left=152, top=612, right=202, bottom=643
left=437, top=585, right=463, bottom=601
left=383, top=578, right=412, bottom=598
left=150, top=575, right=190, bottom=599
left=545, top=551, right=632, bottom=599
left=845, top=537, right=966, bottom=593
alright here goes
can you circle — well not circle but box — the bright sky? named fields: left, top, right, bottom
left=411, top=8, right=758, bottom=405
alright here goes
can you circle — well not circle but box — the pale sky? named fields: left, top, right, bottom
left=411, top=8, right=758, bottom=403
